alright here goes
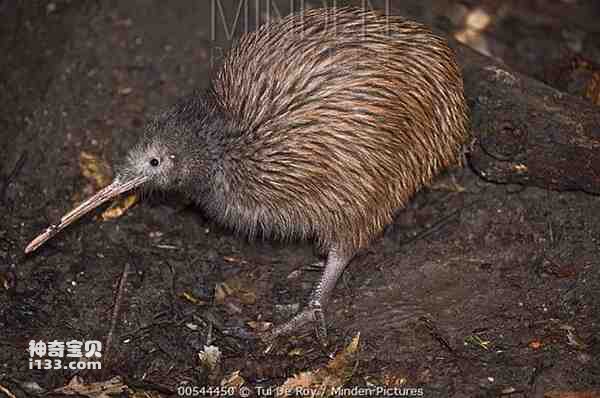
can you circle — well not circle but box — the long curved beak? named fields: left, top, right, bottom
left=25, top=175, right=147, bottom=254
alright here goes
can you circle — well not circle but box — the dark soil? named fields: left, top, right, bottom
left=1, top=1, right=599, bottom=397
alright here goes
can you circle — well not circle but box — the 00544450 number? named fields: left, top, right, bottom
left=177, top=385, right=237, bottom=397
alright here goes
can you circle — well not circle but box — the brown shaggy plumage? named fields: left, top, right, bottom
left=209, top=7, right=469, bottom=256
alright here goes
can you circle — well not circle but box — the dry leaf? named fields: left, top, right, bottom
left=279, top=371, right=319, bottom=397
left=215, top=275, right=257, bottom=305
left=180, top=291, right=208, bottom=305
left=247, top=320, right=272, bottom=333
left=101, top=193, right=139, bottom=220
left=221, top=370, right=245, bottom=389
left=327, top=332, right=360, bottom=373
left=585, top=72, right=600, bottom=105
left=381, top=372, right=408, bottom=387
left=78, top=152, right=137, bottom=220
left=131, top=391, right=162, bottom=398
left=572, top=57, right=600, bottom=106
left=53, top=376, right=129, bottom=397
left=278, top=332, right=361, bottom=397
left=528, top=339, right=543, bottom=350
left=215, top=283, right=230, bottom=304
left=198, top=345, right=222, bottom=372
left=223, top=256, right=249, bottom=265
left=181, top=291, right=199, bottom=304
left=79, top=151, right=112, bottom=190
left=565, top=329, right=588, bottom=350
left=288, top=347, right=305, bottom=357
left=464, top=334, right=492, bottom=350
left=430, top=177, right=466, bottom=192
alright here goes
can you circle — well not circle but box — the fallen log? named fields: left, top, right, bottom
left=450, top=41, right=600, bottom=194
left=380, top=0, right=600, bottom=194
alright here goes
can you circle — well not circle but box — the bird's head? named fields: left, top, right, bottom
left=25, top=94, right=223, bottom=253
left=119, top=119, right=194, bottom=192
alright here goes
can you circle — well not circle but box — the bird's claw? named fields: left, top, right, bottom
left=261, top=302, right=329, bottom=347
left=312, top=305, right=328, bottom=347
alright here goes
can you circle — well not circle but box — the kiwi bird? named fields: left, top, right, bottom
left=25, top=7, right=469, bottom=342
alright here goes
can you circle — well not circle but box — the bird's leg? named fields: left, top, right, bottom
left=286, top=260, right=324, bottom=280
left=267, top=248, right=352, bottom=345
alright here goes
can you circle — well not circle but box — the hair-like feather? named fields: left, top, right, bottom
left=128, top=7, right=469, bottom=257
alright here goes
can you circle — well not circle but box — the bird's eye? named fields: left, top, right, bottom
left=149, top=158, right=160, bottom=167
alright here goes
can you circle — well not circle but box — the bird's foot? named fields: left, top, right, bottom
left=262, top=301, right=329, bottom=347
left=262, top=248, right=351, bottom=349
left=286, top=260, right=325, bottom=280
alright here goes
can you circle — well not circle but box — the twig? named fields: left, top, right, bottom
left=1, top=150, right=27, bottom=205
left=0, top=383, right=17, bottom=398
left=122, top=376, right=175, bottom=395
left=420, top=316, right=454, bottom=354
left=105, top=261, right=131, bottom=362
left=398, top=208, right=461, bottom=247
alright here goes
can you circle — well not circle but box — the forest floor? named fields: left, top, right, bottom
left=1, top=1, right=599, bottom=397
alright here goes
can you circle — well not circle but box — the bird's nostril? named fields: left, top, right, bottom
left=150, top=158, right=160, bottom=167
